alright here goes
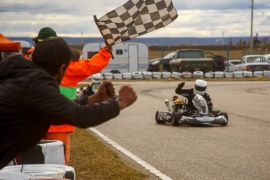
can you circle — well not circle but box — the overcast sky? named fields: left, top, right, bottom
left=0, top=0, right=269, bottom=38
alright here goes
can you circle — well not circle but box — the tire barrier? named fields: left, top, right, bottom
left=122, top=72, right=132, bottom=79
left=171, top=72, right=182, bottom=78
left=142, top=71, right=152, bottom=79
left=113, top=73, right=122, bottom=79
left=9, top=140, right=65, bottom=166
left=204, top=72, right=214, bottom=78
left=182, top=72, right=192, bottom=78
left=193, top=71, right=204, bottom=78
left=243, top=71, right=253, bottom=77
left=253, top=71, right=263, bottom=77
left=152, top=72, right=162, bottom=79
left=98, top=71, right=270, bottom=80
left=132, top=71, right=143, bottom=79
left=233, top=71, right=243, bottom=78
left=264, top=70, right=270, bottom=77
left=1, top=164, right=75, bottom=180
left=224, top=72, right=233, bottom=78
left=0, top=171, right=32, bottom=180
left=162, top=72, right=171, bottom=79
left=214, top=71, right=224, bottom=78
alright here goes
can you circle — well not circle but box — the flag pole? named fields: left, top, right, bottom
left=94, top=15, right=114, bottom=59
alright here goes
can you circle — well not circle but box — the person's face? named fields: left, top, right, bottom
left=55, top=64, right=67, bottom=85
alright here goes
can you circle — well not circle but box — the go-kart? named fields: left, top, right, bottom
left=155, top=94, right=228, bottom=126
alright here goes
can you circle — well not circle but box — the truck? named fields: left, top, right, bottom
left=169, top=49, right=214, bottom=73
left=82, top=42, right=149, bottom=73
left=204, top=52, right=226, bottom=71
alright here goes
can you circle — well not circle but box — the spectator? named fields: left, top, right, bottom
left=0, top=37, right=137, bottom=169
left=25, top=27, right=112, bottom=165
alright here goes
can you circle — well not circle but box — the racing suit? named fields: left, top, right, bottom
left=175, top=84, right=213, bottom=114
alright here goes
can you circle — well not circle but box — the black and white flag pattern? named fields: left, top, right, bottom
left=94, top=0, right=178, bottom=46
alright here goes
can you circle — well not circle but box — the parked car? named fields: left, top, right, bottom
left=147, top=51, right=175, bottom=72
left=229, top=59, right=241, bottom=65
left=225, top=61, right=237, bottom=72
left=236, top=55, right=270, bottom=72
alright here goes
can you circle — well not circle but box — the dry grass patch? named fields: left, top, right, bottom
left=69, top=128, right=148, bottom=180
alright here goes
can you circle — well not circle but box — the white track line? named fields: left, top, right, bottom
left=89, top=127, right=173, bottom=180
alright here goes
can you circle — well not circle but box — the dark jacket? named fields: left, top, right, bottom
left=0, top=53, right=120, bottom=169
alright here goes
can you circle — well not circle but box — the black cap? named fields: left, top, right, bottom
left=32, top=37, right=71, bottom=75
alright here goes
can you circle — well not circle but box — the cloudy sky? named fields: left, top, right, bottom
left=0, top=0, right=269, bottom=38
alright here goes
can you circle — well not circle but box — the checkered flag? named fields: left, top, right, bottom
left=94, top=0, right=178, bottom=46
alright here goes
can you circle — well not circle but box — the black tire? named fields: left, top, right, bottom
left=155, top=111, right=165, bottom=124
left=172, top=112, right=181, bottom=126
left=212, top=110, right=221, bottom=117
left=220, top=112, right=228, bottom=126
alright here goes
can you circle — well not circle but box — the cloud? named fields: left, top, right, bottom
left=0, top=0, right=269, bottom=38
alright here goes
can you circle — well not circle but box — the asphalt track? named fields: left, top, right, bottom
left=87, top=81, right=270, bottom=180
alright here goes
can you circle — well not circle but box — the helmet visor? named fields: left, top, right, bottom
left=194, top=84, right=207, bottom=92
left=92, top=78, right=101, bottom=81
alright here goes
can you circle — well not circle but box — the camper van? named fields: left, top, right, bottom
left=82, top=42, right=149, bottom=73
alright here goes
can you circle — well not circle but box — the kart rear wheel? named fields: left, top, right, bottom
left=212, top=110, right=221, bottom=116
left=172, top=112, right=181, bottom=126
left=155, top=111, right=165, bottom=124
left=220, top=112, right=228, bottom=126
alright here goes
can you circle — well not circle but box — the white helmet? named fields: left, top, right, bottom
left=91, top=73, right=102, bottom=83
left=193, top=79, right=207, bottom=95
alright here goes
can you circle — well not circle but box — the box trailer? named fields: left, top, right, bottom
left=82, top=42, right=149, bottom=73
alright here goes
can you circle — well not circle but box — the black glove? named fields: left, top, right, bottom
left=175, top=82, right=185, bottom=94
left=177, top=82, right=185, bottom=89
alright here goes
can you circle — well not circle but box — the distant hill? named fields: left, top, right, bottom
left=8, top=36, right=269, bottom=46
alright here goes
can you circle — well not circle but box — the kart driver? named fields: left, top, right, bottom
left=175, top=79, right=213, bottom=113
left=85, top=73, right=103, bottom=95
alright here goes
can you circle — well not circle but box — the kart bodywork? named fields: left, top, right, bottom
left=155, top=94, right=228, bottom=126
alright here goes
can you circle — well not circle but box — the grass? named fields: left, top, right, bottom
left=69, top=128, right=148, bottom=180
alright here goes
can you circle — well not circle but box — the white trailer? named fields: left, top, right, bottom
left=82, top=42, right=149, bottom=73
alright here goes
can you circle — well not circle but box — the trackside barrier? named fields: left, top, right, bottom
left=100, top=71, right=270, bottom=80
left=0, top=171, right=32, bottom=180
left=1, top=164, right=75, bottom=180
left=7, top=140, right=65, bottom=166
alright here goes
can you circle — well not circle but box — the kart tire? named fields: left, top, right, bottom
left=212, top=110, right=221, bottom=117
left=155, top=111, right=165, bottom=124
left=220, top=112, right=229, bottom=126
left=172, top=112, right=181, bottom=126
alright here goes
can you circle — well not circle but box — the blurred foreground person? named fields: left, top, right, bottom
left=26, top=27, right=113, bottom=165
left=0, top=37, right=137, bottom=169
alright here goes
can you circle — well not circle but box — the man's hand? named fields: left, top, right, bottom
left=104, top=45, right=112, bottom=54
left=116, top=85, right=137, bottom=110
left=87, top=81, right=115, bottom=104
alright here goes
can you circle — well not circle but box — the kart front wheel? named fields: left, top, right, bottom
left=220, top=112, right=228, bottom=126
left=172, top=112, right=181, bottom=126
left=155, top=111, right=165, bottom=124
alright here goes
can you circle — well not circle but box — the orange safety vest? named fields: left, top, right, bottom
left=47, top=47, right=111, bottom=133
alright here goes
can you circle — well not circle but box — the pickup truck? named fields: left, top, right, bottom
left=205, top=52, right=226, bottom=71
left=169, top=49, right=214, bottom=73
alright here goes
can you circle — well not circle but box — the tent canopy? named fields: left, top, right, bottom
left=0, top=34, right=22, bottom=52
